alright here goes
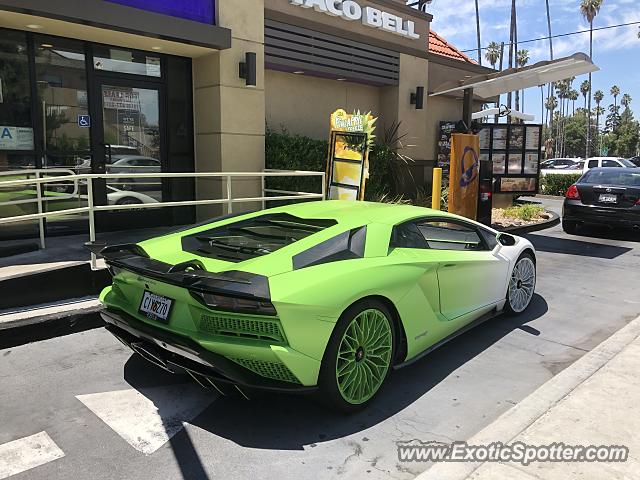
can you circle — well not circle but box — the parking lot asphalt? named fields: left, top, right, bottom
left=2, top=198, right=640, bottom=480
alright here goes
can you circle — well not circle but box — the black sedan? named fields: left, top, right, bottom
left=563, top=168, right=640, bottom=234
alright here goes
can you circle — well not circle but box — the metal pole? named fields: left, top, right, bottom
left=321, top=172, right=327, bottom=200
left=431, top=168, right=442, bottom=211
left=87, top=177, right=97, bottom=270
left=35, top=171, right=45, bottom=249
left=260, top=173, right=266, bottom=210
left=226, top=175, right=233, bottom=214
left=463, top=88, right=473, bottom=131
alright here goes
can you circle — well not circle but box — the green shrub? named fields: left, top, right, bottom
left=503, top=204, right=545, bottom=221
left=264, top=128, right=327, bottom=199
left=264, top=127, right=400, bottom=204
left=540, top=173, right=582, bottom=196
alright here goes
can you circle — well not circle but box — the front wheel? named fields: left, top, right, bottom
left=318, top=299, right=395, bottom=413
left=505, top=253, right=536, bottom=314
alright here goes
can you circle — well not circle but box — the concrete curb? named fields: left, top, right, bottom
left=0, top=298, right=103, bottom=331
left=497, top=211, right=560, bottom=235
left=416, top=314, right=640, bottom=480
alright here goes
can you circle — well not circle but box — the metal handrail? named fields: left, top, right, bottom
left=0, top=169, right=326, bottom=269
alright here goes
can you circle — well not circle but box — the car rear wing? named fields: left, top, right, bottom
left=85, top=242, right=272, bottom=303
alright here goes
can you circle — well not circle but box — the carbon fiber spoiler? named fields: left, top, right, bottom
left=85, top=242, right=271, bottom=301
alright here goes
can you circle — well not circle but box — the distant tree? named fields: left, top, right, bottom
left=594, top=89, right=604, bottom=136
left=516, top=49, right=530, bottom=110
left=580, top=0, right=603, bottom=156
left=485, top=42, right=502, bottom=69
left=546, top=96, right=558, bottom=132
left=569, top=89, right=579, bottom=115
left=611, top=85, right=621, bottom=108
left=580, top=80, right=590, bottom=110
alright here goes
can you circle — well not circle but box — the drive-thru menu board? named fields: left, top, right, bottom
left=479, top=124, right=543, bottom=194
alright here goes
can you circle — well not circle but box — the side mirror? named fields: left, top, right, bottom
left=497, top=233, right=517, bottom=247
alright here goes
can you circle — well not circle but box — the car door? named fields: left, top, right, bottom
left=418, top=219, right=511, bottom=320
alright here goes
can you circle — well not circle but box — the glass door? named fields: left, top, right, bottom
left=93, top=78, right=167, bottom=229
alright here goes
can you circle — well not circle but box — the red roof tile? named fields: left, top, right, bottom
left=429, top=31, right=477, bottom=64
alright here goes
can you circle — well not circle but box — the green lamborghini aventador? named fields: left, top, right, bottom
left=96, top=200, right=537, bottom=411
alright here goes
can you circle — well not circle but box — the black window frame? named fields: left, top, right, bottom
left=390, top=216, right=494, bottom=252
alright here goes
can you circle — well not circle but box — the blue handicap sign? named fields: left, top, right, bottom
left=78, top=115, right=91, bottom=128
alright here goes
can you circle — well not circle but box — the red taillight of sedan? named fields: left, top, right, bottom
left=566, top=185, right=581, bottom=200
left=635, top=198, right=640, bottom=206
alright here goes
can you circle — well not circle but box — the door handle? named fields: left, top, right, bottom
left=442, top=263, right=457, bottom=268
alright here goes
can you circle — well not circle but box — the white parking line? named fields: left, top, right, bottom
left=77, top=384, right=216, bottom=455
left=0, top=432, right=65, bottom=479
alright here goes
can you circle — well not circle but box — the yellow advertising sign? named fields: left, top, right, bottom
left=326, top=109, right=377, bottom=201
left=448, top=133, right=480, bottom=220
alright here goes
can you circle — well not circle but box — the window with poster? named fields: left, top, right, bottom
left=478, top=124, right=543, bottom=194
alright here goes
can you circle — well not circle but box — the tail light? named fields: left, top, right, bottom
left=479, top=182, right=492, bottom=201
left=566, top=185, right=581, bottom=200
left=635, top=198, right=640, bottom=206
left=190, top=291, right=277, bottom=316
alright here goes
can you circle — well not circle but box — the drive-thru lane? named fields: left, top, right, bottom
left=2, top=210, right=639, bottom=480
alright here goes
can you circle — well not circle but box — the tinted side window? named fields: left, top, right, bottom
left=588, top=160, right=599, bottom=168
left=602, top=160, right=621, bottom=167
left=480, top=229, right=499, bottom=250
left=390, top=223, right=429, bottom=249
left=416, top=220, right=485, bottom=251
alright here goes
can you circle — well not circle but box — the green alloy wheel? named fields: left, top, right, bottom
left=319, top=300, right=395, bottom=412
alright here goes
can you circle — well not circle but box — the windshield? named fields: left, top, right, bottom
left=181, top=213, right=338, bottom=262
left=620, top=159, right=636, bottom=168
left=581, top=169, right=640, bottom=186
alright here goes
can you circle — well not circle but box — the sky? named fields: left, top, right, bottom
left=425, top=0, right=640, bottom=123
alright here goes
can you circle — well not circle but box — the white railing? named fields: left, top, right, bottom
left=0, top=169, right=326, bottom=269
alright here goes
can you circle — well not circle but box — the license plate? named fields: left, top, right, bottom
left=139, top=291, right=173, bottom=323
left=599, top=194, right=618, bottom=204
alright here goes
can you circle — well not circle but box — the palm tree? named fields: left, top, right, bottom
left=545, top=0, right=554, bottom=135
left=611, top=85, right=620, bottom=108
left=517, top=49, right=530, bottom=111
left=621, top=93, right=632, bottom=112
left=546, top=95, right=558, bottom=134
left=540, top=85, right=546, bottom=124
left=507, top=0, right=516, bottom=112
left=475, top=0, right=482, bottom=65
left=545, top=0, right=554, bottom=60
left=593, top=89, right=604, bottom=144
left=593, top=105, right=605, bottom=154
left=570, top=90, right=579, bottom=116
left=485, top=42, right=502, bottom=69
left=580, top=0, right=603, bottom=157
left=594, top=89, right=604, bottom=122
left=580, top=80, right=590, bottom=110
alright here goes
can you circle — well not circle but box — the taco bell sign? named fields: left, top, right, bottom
left=290, top=0, right=420, bottom=40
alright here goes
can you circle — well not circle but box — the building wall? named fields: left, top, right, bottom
left=193, top=0, right=266, bottom=217
left=265, top=70, right=381, bottom=140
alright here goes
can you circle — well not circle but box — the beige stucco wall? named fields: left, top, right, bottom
left=193, top=0, right=266, bottom=217
left=265, top=55, right=431, bottom=164
left=265, top=70, right=381, bottom=140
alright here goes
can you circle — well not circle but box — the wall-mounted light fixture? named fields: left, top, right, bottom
left=239, top=52, right=257, bottom=87
left=410, top=86, right=425, bottom=110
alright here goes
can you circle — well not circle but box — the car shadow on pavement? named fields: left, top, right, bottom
left=564, top=226, right=640, bottom=244
left=524, top=232, right=635, bottom=259
left=121, top=294, right=548, bottom=455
